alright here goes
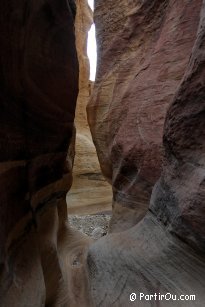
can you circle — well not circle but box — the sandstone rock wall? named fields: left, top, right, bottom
left=85, top=1, right=205, bottom=305
left=67, top=0, right=112, bottom=215
left=0, top=0, right=205, bottom=306
left=88, top=0, right=203, bottom=232
left=0, top=1, right=83, bottom=305
left=150, top=3, right=205, bottom=251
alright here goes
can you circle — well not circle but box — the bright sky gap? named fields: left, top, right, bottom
left=87, top=0, right=97, bottom=81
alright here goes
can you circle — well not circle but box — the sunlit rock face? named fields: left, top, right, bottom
left=0, top=0, right=80, bottom=305
left=86, top=1, right=205, bottom=306
left=67, top=0, right=112, bottom=215
left=88, top=0, right=203, bottom=232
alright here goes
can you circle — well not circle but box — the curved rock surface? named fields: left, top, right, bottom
left=0, top=0, right=205, bottom=306
left=88, top=0, right=203, bottom=232
left=0, top=1, right=85, bottom=306
left=86, top=1, right=205, bottom=306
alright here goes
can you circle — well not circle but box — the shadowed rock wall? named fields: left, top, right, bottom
left=0, top=0, right=82, bottom=305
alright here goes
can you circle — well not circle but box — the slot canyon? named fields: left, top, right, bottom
left=0, top=0, right=205, bottom=306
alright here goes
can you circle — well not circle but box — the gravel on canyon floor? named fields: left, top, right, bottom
left=69, top=213, right=111, bottom=239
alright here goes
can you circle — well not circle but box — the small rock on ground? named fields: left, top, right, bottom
left=69, top=214, right=111, bottom=239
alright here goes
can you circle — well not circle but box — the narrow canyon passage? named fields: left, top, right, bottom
left=66, top=0, right=112, bottom=238
left=0, top=0, right=205, bottom=306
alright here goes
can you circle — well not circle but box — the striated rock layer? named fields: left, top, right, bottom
left=88, top=0, right=203, bottom=232
left=85, top=0, right=205, bottom=306
left=67, top=0, right=112, bottom=215
left=0, top=1, right=92, bottom=306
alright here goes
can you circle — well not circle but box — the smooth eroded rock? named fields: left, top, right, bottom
left=88, top=0, right=202, bottom=232
left=0, top=1, right=83, bottom=305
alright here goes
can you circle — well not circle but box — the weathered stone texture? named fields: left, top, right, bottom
left=1, top=0, right=205, bottom=306
left=88, top=0, right=203, bottom=231
left=86, top=1, right=205, bottom=306
left=150, top=3, right=205, bottom=252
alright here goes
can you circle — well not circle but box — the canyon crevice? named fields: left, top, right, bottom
left=0, top=0, right=205, bottom=306
left=67, top=0, right=112, bottom=216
